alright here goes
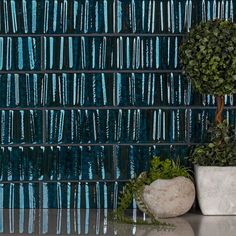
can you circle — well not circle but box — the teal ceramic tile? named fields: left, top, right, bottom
left=191, top=91, right=236, bottom=107
left=43, top=0, right=115, bottom=33
left=44, top=36, right=115, bottom=70
left=1, top=183, right=39, bottom=208
left=0, top=0, right=41, bottom=34
left=196, top=0, right=234, bottom=22
left=0, top=37, right=41, bottom=70
left=44, top=73, right=114, bottom=107
left=0, top=147, right=39, bottom=181
left=1, top=0, right=233, bottom=34
left=116, top=73, right=190, bottom=106
left=0, top=74, right=43, bottom=108
left=45, top=109, right=187, bottom=144
left=116, top=145, right=189, bottom=180
left=0, top=73, right=115, bottom=108
left=44, top=36, right=183, bottom=70
left=0, top=146, right=114, bottom=181
left=114, top=36, right=182, bottom=70
left=0, top=110, right=42, bottom=144
left=190, top=109, right=236, bottom=143
left=43, top=182, right=124, bottom=209
left=116, top=0, right=194, bottom=33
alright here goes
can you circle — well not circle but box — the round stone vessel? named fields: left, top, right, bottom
left=139, top=176, right=195, bottom=219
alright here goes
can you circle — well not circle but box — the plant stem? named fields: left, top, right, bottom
left=215, top=96, right=224, bottom=124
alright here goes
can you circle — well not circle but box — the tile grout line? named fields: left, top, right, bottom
left=0, top=69, right=183, bottom=74
left=0, top=33, right=186, bottom=37
left=113, top=0, right=118, bottom=187
left=113, top=1, right=120, bottom=204
left=40, top=36, right=45, bottom=212
left=41, top=36, right=46, bottom=145
left=187, top=107, right=191, bottom=147
left=0, top=105, right=234, bottom=110
left=0, top=142, right=204, bottom=147
left=0, top=180, right=130, bottom=184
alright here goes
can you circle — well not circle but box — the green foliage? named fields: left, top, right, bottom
left=190, top=120, right=236, bottom=166
left=148, top=157, right=192, bottom=181
left=180, top=19, right=236, bottom=96
left=113, top=157, right=192, bottom=227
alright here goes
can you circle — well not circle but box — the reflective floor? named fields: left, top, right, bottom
left=0, top=209, right=236, bottom=235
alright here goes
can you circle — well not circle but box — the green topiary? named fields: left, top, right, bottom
left=113, top=157, right=192, bottom=227
left=190, top=120, right=236, bottom=166
left=180, top=19, right=236, bottom=123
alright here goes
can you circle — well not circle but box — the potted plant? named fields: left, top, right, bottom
left=180, top=19, right=236, bottom=215
left=114, top=157, right=195, bottom=226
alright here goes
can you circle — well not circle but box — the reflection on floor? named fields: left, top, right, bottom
left=0, top=209, right=236, bottom=235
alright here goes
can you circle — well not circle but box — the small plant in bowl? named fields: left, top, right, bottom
left=114, top=157, right=195, bottom=226
left=180, top=19, right=236, bottom=215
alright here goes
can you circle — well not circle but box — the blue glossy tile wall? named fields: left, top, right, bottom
left=0, top=0, right=236, bottom=208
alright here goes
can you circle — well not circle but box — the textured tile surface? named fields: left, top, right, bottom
left=0, top=0, right=236, bottom=208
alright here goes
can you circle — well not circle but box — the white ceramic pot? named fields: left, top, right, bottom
left=195, top=165, right=236, bottom=215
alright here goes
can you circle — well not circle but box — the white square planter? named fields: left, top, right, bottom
left=195, top=165, right=236, bottom=215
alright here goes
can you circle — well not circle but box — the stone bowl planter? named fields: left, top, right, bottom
left=195, top=165, right=236, bottom=215
left=137, top=176, right=195, bottom=219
